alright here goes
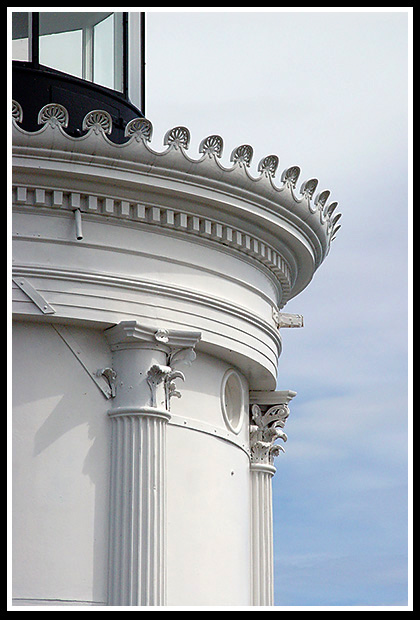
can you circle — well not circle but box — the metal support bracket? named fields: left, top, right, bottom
left=272, top=308, right=304, bottom=329
left=13, top=277, right=55, bottom=314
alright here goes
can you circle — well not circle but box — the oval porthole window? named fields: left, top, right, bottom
left=221, top=369, right=244, bottom=434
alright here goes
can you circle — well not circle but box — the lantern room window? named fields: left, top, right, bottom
left=12, top=11, right=144, bottom=109
left=38, top=12, right=125, bottom=93
left=13, top=12, right=126, bottom=94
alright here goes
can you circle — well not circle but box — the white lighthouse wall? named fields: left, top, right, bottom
left=166, top=427, right=251, bottom=606
left=12, top=321, right=111, bottom=605
left=166, top=353, right=251, bottom=606
left=12, top=320, right=252, bottom=606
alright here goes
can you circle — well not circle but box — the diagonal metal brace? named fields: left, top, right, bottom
left=13, top=277, right=55, bottom=314
left=53, top=324, right=114, bottom=399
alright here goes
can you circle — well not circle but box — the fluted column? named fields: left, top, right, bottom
left=104, top=321, right=201, bottom=606
left=249, top=390, right=296, bottom=606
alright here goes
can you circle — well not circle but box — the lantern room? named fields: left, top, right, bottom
left=12, top=11, right=145, bottom=143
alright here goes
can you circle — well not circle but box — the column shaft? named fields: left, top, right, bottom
left=250, top=466, right=275, bottom=606
left=104, top=321, right=200, bottom=606
left=108, top=411, right=169, bottom=606
left=248, top=391, right=295, bottom=606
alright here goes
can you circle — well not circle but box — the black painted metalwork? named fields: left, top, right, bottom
left=12, top=12, right=145, bottom=144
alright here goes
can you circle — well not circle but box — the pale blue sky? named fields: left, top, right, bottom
left=147, top=8, right=411, bottom=608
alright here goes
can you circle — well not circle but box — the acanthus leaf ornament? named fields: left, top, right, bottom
left=146, top=364, right=186, bottom=410
left=164, top=369, right=185, bottom=409
left=146, top=364, right=172, bottom=408
left=96, top=367, right=118, bottom=398
left=249, top=402, right=290, bottom=465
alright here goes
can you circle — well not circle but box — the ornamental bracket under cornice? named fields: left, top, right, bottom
left=272, top=309, right=304, bottom=329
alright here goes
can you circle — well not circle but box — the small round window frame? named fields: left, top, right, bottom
left=221, top=368, right=245, bottom=435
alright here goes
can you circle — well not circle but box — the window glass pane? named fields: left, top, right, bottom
left=15, top=12, right=125, bottom=93
left=12, top=12, right=29, bottom=61
left=93, top=13, right=114, bottom=89
left=93, top=13, right=124, bottom=92
left=39, top=13, right=83, bottom=78
left=39, top=29, right=83, bottom=78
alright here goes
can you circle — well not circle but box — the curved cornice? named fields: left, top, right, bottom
left=12, top=101, right=342, bottom=305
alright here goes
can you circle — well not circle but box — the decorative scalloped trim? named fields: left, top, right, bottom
left=11, top=101, right=341, bottom=245
left=38, top=103, right=69, bottom=128
left=124, top=117, right=153, bottom=141
left=82, top=109, right=112, bottom=135
left=258, top=155, right=279, bottom=177
left=12, top=100, right=23, bottom=123
left=163, top=125, right=190, bottom=150
left=230, top=144, right=253, bottom=167
left=199, top=134, right=224, bottom=158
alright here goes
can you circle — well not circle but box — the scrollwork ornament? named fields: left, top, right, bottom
left=168, top=347, right=196, bottom=368
left=154, top=328, right=170, bottom=344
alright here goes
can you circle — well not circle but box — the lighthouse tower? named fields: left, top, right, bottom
left=11, top=12, right=341, bottom=607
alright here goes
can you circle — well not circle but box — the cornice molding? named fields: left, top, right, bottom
left=12, top=183, right=294, bottom=306
left=12, top=102, right=342, bottom=301
left=11, top=263, right=281, bottom=346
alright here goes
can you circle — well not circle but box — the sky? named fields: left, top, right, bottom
left=146, top=8, right=411, bottom=608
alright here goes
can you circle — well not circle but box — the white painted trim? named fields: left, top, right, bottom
left=220, top=368, right=246, bottom=435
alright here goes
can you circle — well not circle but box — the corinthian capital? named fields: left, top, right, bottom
left=249, top=390, right=296, bottom=466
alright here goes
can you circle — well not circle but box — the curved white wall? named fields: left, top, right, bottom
left=12, top=321, right=252, bottom=606
left=12, top=322, right=111, bottom=605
